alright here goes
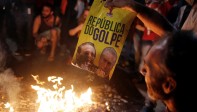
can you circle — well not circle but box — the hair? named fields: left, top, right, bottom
left=101, top=47, right=117, bottom=61
left=42, top=2, right=54, bottom=12
left=164, top=30, right=197, bottom=111
left=166, top=30, right=197, bottom=73
left=77, top=42, right=96, bottom=56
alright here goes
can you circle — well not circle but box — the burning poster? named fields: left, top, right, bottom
left=71, top=0, right=136, bottom=79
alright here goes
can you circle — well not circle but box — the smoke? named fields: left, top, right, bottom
left=0, top=69, right=21, bottom=106
left=0, top=34, right=21, bottom=105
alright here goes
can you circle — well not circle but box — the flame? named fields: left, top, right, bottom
left=31, top=75, right=94, bottom=112
left=4, top=102, right=14, bottom=112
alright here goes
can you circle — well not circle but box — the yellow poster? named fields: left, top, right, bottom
left=71, top=0, right=136, bottom=79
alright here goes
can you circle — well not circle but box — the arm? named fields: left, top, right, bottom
left=56, top=16, right=62, bottom=28
left=60, top=0, right=68, bottom=15
left=105, top=0, right=177, bottom=36
left=136, top=24, right=145, bottom=31
left=32, top=16, right=41, bottom=41
left=69, top=24, right=84, bottom=36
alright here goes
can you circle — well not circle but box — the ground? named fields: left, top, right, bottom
left=0, top=50, right=146, bottom=112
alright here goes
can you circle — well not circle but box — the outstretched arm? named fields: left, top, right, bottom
left=105, top=0, right=177, bottom=36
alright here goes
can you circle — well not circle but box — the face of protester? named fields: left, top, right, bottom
left=77, top=44, right=96, bottom=67
left=140, top=38, right=176, bottom=101
left=41, top=6, right=53, bottom=18
left=98, top=51, right=117, bottom=75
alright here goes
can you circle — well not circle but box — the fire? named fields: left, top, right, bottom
left=31, top=75, right=94, bottom=112
left=4, top=102, right=14, bottom=112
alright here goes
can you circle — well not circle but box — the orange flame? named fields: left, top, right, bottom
left=31, top=75, right=94, bottom=112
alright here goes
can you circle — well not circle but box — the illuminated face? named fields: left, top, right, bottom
left=77, top=44, right=96, bottom=67
left=42, top=6, right=53, bottom=18
left=141, top=38, right=169, bottom=100
left=98, top=51, right=116, bottom=75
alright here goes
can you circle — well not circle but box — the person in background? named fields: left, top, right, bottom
left=105, top=0, right=175, bottom=37
left=105, top=0, right=197, bottom=36
left=69, top=6, right=90, bottom=37
left=14, top=0, right=35, bottom=56
left=64, top=6, right=90, bottom=64
left=59, top=0, right=91, bottom=59
left=0, top=0, right=20, bottom=56
left=173, top=0, right=196, bottom=31
left=59, top=0, right=78, bottom=58
left=32, top=3, right=61, bottom=61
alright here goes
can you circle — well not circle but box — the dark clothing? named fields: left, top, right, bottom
left=38, top=16, right=57, bottom=34
left=0, top=0, right=19, bottom=49
left=14, top=0, right=35, bottom=51
left=167, top=0, right=187, bottom=24
left=0, top=0, right=15, bottom=32
left=38, top=17, right=53, bottom=34
left=0, top=0, right=14, bottom=9
left=60, top=0, right=78, bottom=55
left=179, top=5, right=192, bottom=28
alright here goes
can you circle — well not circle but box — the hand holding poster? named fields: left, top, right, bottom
left=72, top=0, right=136, bottom=79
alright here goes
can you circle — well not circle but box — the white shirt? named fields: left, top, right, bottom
left=181, top=3, right=197, bottom=35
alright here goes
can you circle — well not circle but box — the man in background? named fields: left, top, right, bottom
left=33, top=3, right=61, bottom=61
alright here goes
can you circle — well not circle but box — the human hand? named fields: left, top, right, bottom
left=41, top=37, right=47, bottom=43
left=37, top=41, right=44, bottom=49
left=104, top=0, right=137, bottom=13
left=36, top=37, right=48, bottom=49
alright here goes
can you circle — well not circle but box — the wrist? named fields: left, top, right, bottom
left=128, top=1, right=142, bottom=15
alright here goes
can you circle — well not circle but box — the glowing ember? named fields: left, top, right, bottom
left=31, top=75, right=94, bottom=112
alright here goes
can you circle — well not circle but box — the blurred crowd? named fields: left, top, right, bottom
left=0, top=0, right=93, bottom=62
left=0, top=0, right=190, bottom=68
